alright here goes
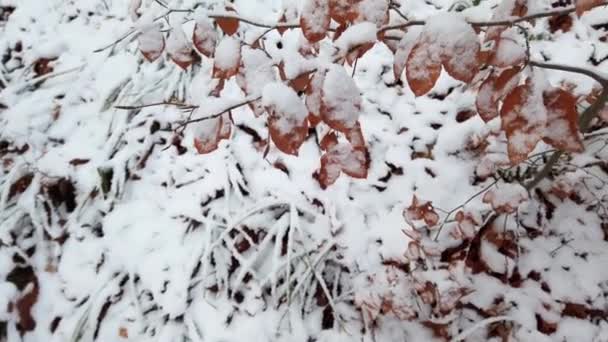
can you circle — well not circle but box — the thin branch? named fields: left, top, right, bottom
left=93, top=29, right=137, bottom=53
left=208, top=13, right=299, bottom=30
left=379, top=1, right=608, bottom=33
left=175, top=96, right=262, bottom=130
left=529, top=61, right=608, bottom=87
left=389, top=3, right=409, bottom=21
left=469, top=1, right=608, bottom=27
left=114, top=101, right=197, bottom=110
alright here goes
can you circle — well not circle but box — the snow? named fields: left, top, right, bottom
left=321, top=65, right=362, bottom=129
left=2, top=0, right=608, bottom=341
left=262, top=82, right=308, bottom=133
left=334, top=22, right=378, bottom=55
left=213, top=36, right=241, bottom=71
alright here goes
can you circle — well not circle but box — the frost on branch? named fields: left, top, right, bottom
left=321, top=65, right=362, bottom=132
left=213, top=37, right=241, bottom=79
left=405, top=12, right=480, bottom=96
left=300, top=0, right=330, bottom=43
left=262, top=82, right=309, bottom=155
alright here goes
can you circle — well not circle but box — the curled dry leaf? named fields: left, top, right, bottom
left=262, top=82, right=309, bottom=155
left=404, top=195, right=440, bottom=227
left=138, top=24, right=165, bottom=62
left=193, top=15, right=218, bottom=58
left=476, top=66, right=522, bottom=122
left=542, top=88, right=584, bottom=153
left=482, top=183, right=528, bottom=214
left=216, top=6, right=239, bottom=36
left=321, top=65, right=362, bottom=132
left=213, top=37, right=241, bottom=79
left=455, top=211, right=478, bottom=239
left=300, top=0, right=330, bottom=43
left=166, top=28, right=194, bottom=70
left=500, top=75, right=547, bottom=164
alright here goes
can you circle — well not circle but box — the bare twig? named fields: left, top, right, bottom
left=379, top=1, right=608, bottom=33
left=114, top=101, right=197, bottom=110
left=175, top=96, right=261, bottom=130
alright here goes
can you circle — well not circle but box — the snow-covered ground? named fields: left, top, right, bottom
left=1, top=0, right=608, bottom=341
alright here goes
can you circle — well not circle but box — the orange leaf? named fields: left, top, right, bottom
left=320, top=131, right=339, bottom=151
left=193, top=116, right=222, bottom=154
left=318, top=142, right=368, bottom=188
left=403, top=195, right=439, bottom=227
left=263, top=83, right=310, bottom=155
left=138, top=25, right=165, bottom=63
left=393, top=29, right=418, bottom=80
left=405, top=41, right=441, bottom=97
left=321, top=66, right=362, bottom=132
left=306, top=70, right=325, bottom=126
left=216, top=6, right=239, bottom=36
left=489, top=36, right=526, bottom=68
left=268, top=116, right=309, bottom=155
left=119, top=327, right=129, bottom=338
left=288, top=70, right=314, bottom=93
left=166, top=29, right=194, bottom=70
left=476, top=66, right=521, bottom=122
left=500, top=80, right=546, bottom=164
left=576, top=0, right=604, bottom=16
left=440, top=24, right=480, bottom=83
left=301, top=0, right=331, bottom=43
left=328, top=0, right=361, bottom=25
left=542, top=88, right=584, bottom=153
left=193, top=16, right=217, bottom=58
left=356, top=0, right=389, bottom=27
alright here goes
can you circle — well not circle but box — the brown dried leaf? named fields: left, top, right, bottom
left=542, top=88, right=584, bottom=153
